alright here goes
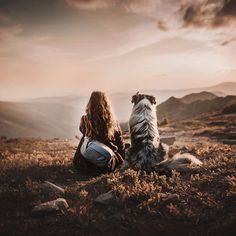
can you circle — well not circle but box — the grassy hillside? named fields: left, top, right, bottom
left=0, top=132, right=235, bottom=235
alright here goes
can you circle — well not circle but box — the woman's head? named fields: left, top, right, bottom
left=85, top=91, right=117, bottom=140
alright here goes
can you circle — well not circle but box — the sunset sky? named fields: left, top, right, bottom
left=0, top=0, right=236, bottom=100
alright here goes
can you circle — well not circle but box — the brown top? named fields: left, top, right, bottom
left=79, top=115, right=125, bottom=162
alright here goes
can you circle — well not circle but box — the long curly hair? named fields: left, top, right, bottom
left=85, top=91, right=117, bottom=140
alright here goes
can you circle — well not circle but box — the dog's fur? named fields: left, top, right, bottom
left=124, top=92, right=202, bottom=171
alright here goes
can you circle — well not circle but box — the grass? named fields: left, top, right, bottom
left=0, top=137, right=235, bottom=236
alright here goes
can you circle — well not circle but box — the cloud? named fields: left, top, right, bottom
left=65, top=0, right=115, bottom=10
left=182, top=0, right=236, bottom=28
left=0, top=12, right=22, bottom=40
left=157, top=20, right=169, bottom=31
left=65, top=0, right=158, bottom=12
left=65, top=0, right=236, bottom=29
left=219, top=0, right=236, bottom=18
left=0, top=25, right=22, bottom=40
left=0, top=12, right=10, bottom=22
left=221, top=36, right=236, bottom=46
left=122, top=0, right=157, bottom=13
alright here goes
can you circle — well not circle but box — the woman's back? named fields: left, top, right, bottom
left=79, top=114, right=124, bottom=158
left=73, top=91, right=125, bottom=175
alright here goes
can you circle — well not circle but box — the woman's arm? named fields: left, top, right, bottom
left=73, top=116, right=87, bottom=168
left=114, top=124, right=125, bottom=158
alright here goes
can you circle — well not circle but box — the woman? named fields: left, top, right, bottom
left=73, top=91, right=125, bottom=175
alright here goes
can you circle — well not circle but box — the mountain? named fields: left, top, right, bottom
left=143, top=82, right=236, bottom=103
left=157, top=94, right=236, bottom=122
left=110, top=83, right=235, bottom=121
left=156, top=97, right=185, bottom=118
left=156, top=91, right=219, bottom=121
left=180, top=91, right=217, bottom=104
left=206, top=82, right=236, bottom=95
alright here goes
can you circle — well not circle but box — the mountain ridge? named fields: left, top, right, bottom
left=157, top=94, right=236, bottom=122
left=180, top=91, right=217, bottom=104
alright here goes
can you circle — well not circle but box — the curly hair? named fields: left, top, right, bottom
left=85, top=91, right=117, bottom=140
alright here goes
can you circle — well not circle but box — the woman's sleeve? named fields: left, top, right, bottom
left=74, top=116, right=86, bottom=168
left=114, top=123, right=125, bottom=158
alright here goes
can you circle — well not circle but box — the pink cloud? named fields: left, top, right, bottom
left=0, top=12, right=22, bottom=40
left=0, top=12, right=10, bottom=22
left=0, top=24, right=22, bottom=40
left=65, top=0, right=236, bottom=29
left=65, top=0, right=115, bottom=10
left=65, top=0, right=158, bottom=12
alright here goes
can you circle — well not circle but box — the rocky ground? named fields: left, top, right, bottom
left=0, top=114, right=236, bottom=236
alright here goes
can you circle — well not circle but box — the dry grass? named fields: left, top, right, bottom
left=0, top=136, right=235, bottom=236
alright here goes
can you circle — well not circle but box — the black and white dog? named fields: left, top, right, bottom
left=124, top=92, right=202, bottom=171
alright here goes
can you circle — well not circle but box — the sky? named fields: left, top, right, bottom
left=0, top=0, right=236, bottom=100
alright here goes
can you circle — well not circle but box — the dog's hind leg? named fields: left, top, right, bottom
left=157, top=153, right=202, bottom=171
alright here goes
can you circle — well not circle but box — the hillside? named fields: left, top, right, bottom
left=157, top=96, right=185, bottom=119
left=180, top=91, right=217, bottom=104
left=0, top=101, right=79, bottom=138
left=0, top=116, right=235, bottom=235
left=157, top=94, right=236, bottom=122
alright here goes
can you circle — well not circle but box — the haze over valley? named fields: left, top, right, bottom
left=0, top=82, right=235, bottom=138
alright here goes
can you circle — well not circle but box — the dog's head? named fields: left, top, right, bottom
left=131, top=92, right=156, bottom=106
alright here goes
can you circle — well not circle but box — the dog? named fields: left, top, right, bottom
left=124, top=92, right=202, bottom=171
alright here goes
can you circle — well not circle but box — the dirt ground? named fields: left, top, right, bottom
left=0, top=115, right=236, bottom=236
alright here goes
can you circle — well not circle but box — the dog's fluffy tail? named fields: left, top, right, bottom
left=157, top=153, right=202, bottom=171
left=123, top=142, right=169, bottom=170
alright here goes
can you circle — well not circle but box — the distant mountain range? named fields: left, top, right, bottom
left=112, top=82, right=236, bottom=121
left=0, top=82, right=236, bottom=138
left=142, top=82, right=236, bottom=104
left=206, top=82, right=236, bottom=95
left=157, top=92, right=236, bottom=122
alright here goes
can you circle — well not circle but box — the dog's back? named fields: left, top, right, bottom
left=127, top=97, right=168, bottom=169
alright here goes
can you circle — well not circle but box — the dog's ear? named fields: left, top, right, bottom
left=149, top=95, right=156, bottom=105
left=131, top=92, right=139, bottom=104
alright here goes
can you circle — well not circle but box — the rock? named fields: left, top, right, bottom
left=163, top=194, right=179, bottom=203
left=95, top=191, right=114, bottom=205
left=68, top=169, right=74, bottom=174
left=159, top=194, right=179, bottom=206
left=222, top=139, right=236, bottom=145
left=161, top=136, right=176, bottom=145
left=32, top=198, right=69, bottom=213
left=41, top=181, right=65, bottom=194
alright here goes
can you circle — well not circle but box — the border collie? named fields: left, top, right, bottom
left=124, top=92, right=202, bottom=171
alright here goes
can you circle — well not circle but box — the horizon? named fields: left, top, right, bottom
left=0, top=81, right=235, bottom=102
left=1, top=0, right=236, bottom=100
